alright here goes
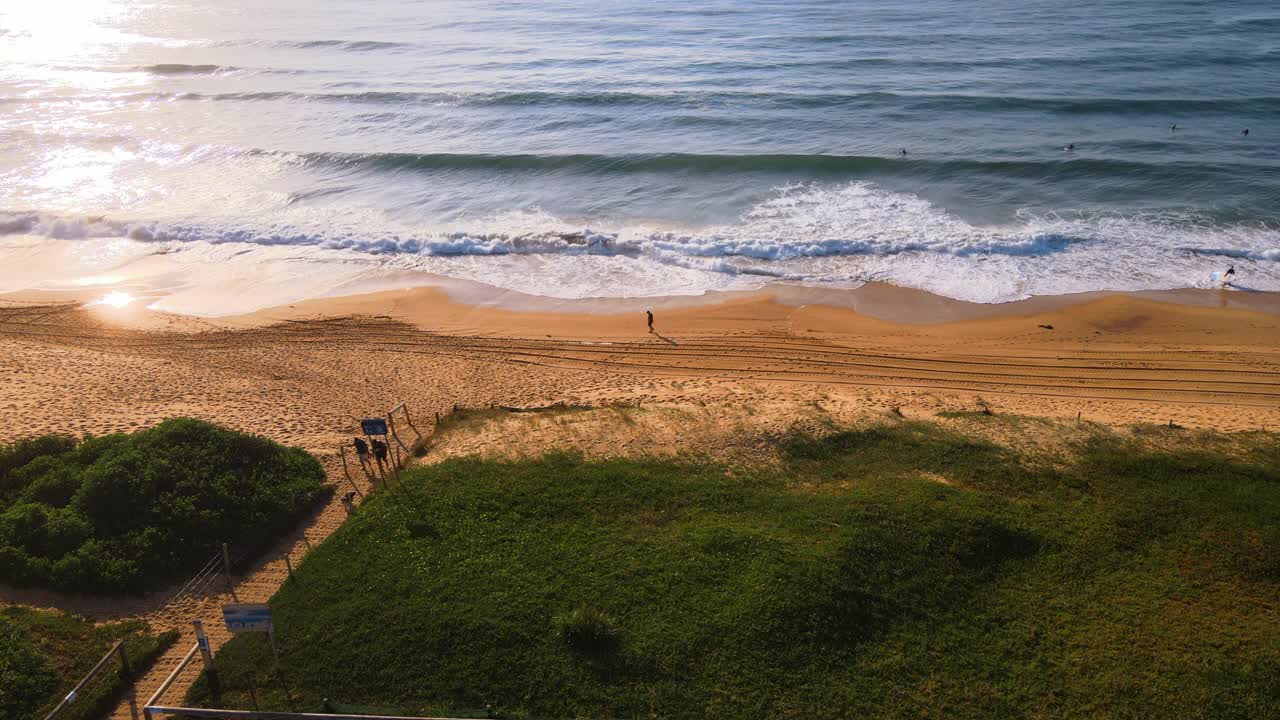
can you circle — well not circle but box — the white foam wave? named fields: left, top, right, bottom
left=0, top=186, right=1096, bottom=259
left=3, top=183, right=1279, bottom=305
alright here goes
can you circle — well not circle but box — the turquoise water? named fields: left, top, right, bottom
left=1, top=0, right=1278, bottom=308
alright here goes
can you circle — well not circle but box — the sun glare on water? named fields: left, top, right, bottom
left=94, top=291, right=135, bottom=308
left=0, top=0, right=125, bottom=62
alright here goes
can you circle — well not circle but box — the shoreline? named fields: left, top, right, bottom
left=5, top=232, right=1278, bottom=325
left=5, top=273, right=1280, bottom=331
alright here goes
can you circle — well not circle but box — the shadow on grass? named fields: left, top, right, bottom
left=780, top=421, right=1060, bottom=495
left=185, top=420, right=1280, bottom=720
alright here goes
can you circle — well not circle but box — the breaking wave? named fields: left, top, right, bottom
left=137, top=63, right=233, bottom=75
left=3, top=183, right=1277, bottom=261
left=3, top=182, right=1279, bottom=303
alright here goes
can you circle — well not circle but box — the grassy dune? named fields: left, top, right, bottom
left=189, top=420, right=1279, bottom=719
left=1, top=606, right=175, bottom=720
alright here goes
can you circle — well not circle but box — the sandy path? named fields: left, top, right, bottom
left=103, top=451, right=377, bottom=720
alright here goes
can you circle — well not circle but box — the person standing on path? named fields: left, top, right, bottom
left=646, top=309, right=654, bottom=333
left=353, top=436, right=370, bottom=468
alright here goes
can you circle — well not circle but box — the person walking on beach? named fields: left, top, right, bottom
left=371, top=438, right=389, bottom=469
left=646, top=309, right=654, bottom=334
left=353, top=436, right=370, bottom=467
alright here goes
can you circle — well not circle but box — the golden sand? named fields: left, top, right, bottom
left=2, top=284, right=1278, bottom=448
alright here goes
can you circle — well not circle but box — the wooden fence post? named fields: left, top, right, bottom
left=221, top=543, right=233, bottom=593
left=117, top=642, right=131, bottom=680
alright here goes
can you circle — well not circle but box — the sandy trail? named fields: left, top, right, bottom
left=1, top=286, right=1278, bottom=718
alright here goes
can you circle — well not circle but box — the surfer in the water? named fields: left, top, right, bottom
left=1065, top=143, right=1075, bottom=151
left=1170, top=124, right=1177, bottom=132
left=900, top=148, right=908, bottom=157
left=1242, top=128, right=1249, bottom=137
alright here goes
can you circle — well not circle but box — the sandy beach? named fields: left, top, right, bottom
left=3, top=284, right=1278, bottom=451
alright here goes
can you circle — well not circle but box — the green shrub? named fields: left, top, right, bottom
left=0, top=435, right=76, bottom=503
left=20, top=463, right=82, bottom=507
left=1, top=606, right=177, bottom=720
left=0, top=615, right=59, bottom=720
left=0, top=418, right=328, bottom=594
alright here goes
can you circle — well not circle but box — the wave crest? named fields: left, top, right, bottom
left=4, top=184, right=1276, bottom=264
left=4, top=183, right=1278, bottom=303
left=138, top=63, right=233, bottom=75
left=11, top=89, right=1280, bottom=116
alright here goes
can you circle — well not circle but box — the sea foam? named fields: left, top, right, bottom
left=2, top=183, right=1277, bottom=305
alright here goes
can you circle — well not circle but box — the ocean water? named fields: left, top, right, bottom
left=1, top=0, right=1278, bottom=312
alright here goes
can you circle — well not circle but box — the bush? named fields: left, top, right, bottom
left=2, top=606, right=177, bottom=720
left=20, top=464, right=82, bottom=507
left=0, top=615, right=59, bottom=720
left=0, top=435, right=76, bottom=502
left=0, top=418, right=328, bottom=594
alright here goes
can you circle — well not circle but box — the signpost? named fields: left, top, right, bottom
left=361, top=418, right=393, bottom=488
left=222, top=604, right=273, bottom=633
left=222, top=603, right=279, bottom=666
left=192, top=620, right=219, bottom=696
left=222, top=603, right=292, bottom=708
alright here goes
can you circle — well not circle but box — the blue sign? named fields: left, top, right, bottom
left=361, top=418, right=388, bottom=436
left=223, top=603, right=273, bottom=633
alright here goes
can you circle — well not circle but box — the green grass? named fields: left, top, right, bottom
left=188, top=421, right=1280, bottom=719
left=0, top=606, right=176, bottom=720
left=0, top=418, right=329, bottom=594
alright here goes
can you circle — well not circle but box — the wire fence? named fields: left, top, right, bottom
left=162, top=549, right=229, bottom=608
left=42, top=641, right=131, bottom=720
